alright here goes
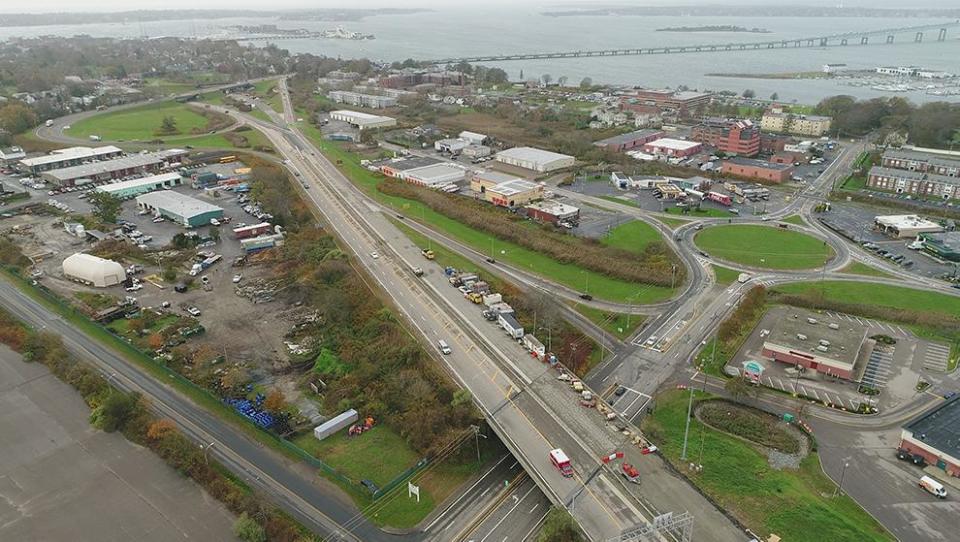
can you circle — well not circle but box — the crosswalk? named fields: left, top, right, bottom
left=924, top=343, right=951, bottom=372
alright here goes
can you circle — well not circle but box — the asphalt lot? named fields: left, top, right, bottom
left=0, top=344, right=236, bottom=541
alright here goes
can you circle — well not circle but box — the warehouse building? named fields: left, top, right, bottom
left=434, top=138, right=469, bottom=153
left=329, top=110, right=397, bottom=130
left=95, top=172, right=182, bottom=199
left=403, top=163, right=466, bottom=188
left=761, top=308, right=872, bottom=381
left=593, top=129, right=665, bottom=152
left=472, top=171, right=544, bottom=207
left=62, top=253, right=126, bottom=287
left=691, top=118, right=760, bottom=157
left=898, top=395, right=960, bottom=478
left=462, top=144, right=491, bottom=158
left=642, top=138, right=703, bottom=158
left=18, top=145, right=123, bottom=175
left=380, top=156, right=443, bottom=179
left=40, top=150, right=186, bottom=187
left=459, top=131, right=487, bottom=145
left=919, top=232, right=960, bottom=262
left=135, top=191, right=224, bottom=228
left=494, top=147, right=575, bottom=173
left=874, top=215, right=944, bottom=238
left=525, top=200, right=580, bottom=226
left=327, top=90, right=397, bottom=109
left=721, top=157, right=794, bottom=183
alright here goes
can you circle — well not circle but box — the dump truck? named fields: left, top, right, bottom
left=482, top=293, right=502, bottom=306
left=421, top=248, right=435, bottom=260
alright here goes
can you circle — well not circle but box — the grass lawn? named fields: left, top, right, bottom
left=695, top=225, right=834, bottom=269
left=67, top=101, right=211, bottom=141
left=642, top=390, right=893, bottom=542
left=600, top=220, right=661, bottom=254
left=772, top=281, right=960, bottom=318
left=572, top=303, right=644, bottom=341
left=836, top=262, right=895, bottom=279
left=142, top=77, right=199, bottom=96
left=253, top=80, right=283, bottom=113
left=292, top=427, right=419, bottom=487
left=781, top=214, right=806, bottom=226
left=658, top=216, right=692, bottom=229
left=299, top=121, right=675, bottom=304
left=712, top=264, right=743, bottom=286
left=665, top=206, right=732, bottom=218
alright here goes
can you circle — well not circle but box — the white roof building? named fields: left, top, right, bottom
left=329, top=110, right=397, bottom=130
left=874, top=215, right=944, bottom=238
left=62, top=253, right=126, bottom=287
left=495, top=147, right=575, bottom=173
left=403, top=163, right=466, bottom=187
left=96, top=172, right=182, bottom=199
left=459, top=131, right=487, bottom=145
left=19, top=146, right=123, bottom=172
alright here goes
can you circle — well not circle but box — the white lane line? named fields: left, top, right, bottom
left=480, top=485, right=538, bottom=542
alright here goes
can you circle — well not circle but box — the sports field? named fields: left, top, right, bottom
left=695, top=225, right=833, bottom=269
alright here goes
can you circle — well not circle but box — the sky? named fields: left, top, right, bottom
left=4, top=0, right=960, bottom=13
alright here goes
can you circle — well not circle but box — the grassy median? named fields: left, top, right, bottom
left=695, top=225, right=834, bottom=269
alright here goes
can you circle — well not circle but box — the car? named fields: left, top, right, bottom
left=579, top=293, right=593, bottom=301
left=209, top=218, right=220, bottom=226
left=233, top=274, right=242, bottom=283
left=186, top=307, right=201, bottom=317
left=614, top=387, right=627, bottom=397
left=370, top=251, right=379, bottom=259
left=152, top=216, right=164, bottom=223
left=125, top=283, right=143, bottom=292
left=437, top=340, right=452, bottom=355
left=645, top=336, right=658, bottom=346
left=485, top=257, right=496, bottom=263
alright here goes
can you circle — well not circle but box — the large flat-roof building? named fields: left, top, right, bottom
left=95, top=172, right=182, bottom=199
left=722, top=157, right=794, bottom=183
left=329, top=110, right=397, bottom=130
left=919, top=231, right=960, bottom=262
left=328, top=90, right=397, bottom=109
left=874, top=215, right=944, bottom=238
left=525, top=200, right=580, bottom=225
left=18, top=145, right=123, bottom=174
left=593, top=129, right=665, bottom=152
left=760, top=307, right=873, bottom=381
left=379, top=156, right=443, bottom=179
left=135, top=191, right=223, bottom=228
left=691, top=118, right=760, bottom=157
left=471, top=170, right=544, bottom=207
left=621, top=89, right=712, bottom=117
left=0, top=146, right=25, bottom=166
left=494, top=147, right=575, bottom=173
left=403, top=163, right=466, bottom=188
left=40, top=153, right=169, bottom=187
left=642, top=138, right=703, bottom=158
left=899, top=395, right=960, bottom=478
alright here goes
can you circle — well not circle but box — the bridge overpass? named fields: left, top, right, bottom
left=425, top=21, right=960, bottom=64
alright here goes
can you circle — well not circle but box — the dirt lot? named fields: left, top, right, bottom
left=0, top=344, right=235, bottom=541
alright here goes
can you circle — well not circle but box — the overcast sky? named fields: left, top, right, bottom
left=4, top=0, right=960, bottom=13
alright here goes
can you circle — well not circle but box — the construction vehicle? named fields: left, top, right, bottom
left=467, top=292, right=483, bottom=304
left=621, top=463, right=640, bottom=484
left=421, top=248, right=435, bottom=260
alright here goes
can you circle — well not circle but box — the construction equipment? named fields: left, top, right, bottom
left=421, top=248, right=435, bottom=260
left=621, top=463, right=641, bottom=484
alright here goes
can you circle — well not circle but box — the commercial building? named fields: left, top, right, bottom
left=874, top=215, right=944, bottom=238
left=472, top=170, right=543, bottom=207
left=919, top=232, right=960, bottom=262
left=95, top=172, right=182, bottom=199
left=593, top=129, right=665, bottom=152
left=458, top=131, right=487, bottom=145
left=761, top=308, right=872, bottom=381
left=760, top=107, right=832, bottom=137
left=876, top=66, right=953, bottom=79
left=721, top=157, right=794, bottom=183
left=462, top=144, right=491, bottom=158
left=135, top=191, right=224, bottom=228
left=19, top=145, right=123, bottom=175
left=62, top=253, right=126, bottom=287
left=621, top=89, right=712, bottom=117
left=525, top=200, right=580, bottom=226
left=40, top=152, right=170, bottom=187
left=329, top=110, right=397, bottom=130
left=403, top=163, right=466, bottom=188
left=642, top=138, right=702, bottom=158
left=691, top=118, right=760, bottom=157
left=327, top=90, right=397, bottom=109
left=0, top=146, right=25, bottom=165
left=760, top=133, right=794, bottom=154
left=899, top=396, right=960, bottom=478
left=379, top=156, right=442, bottom=179
left=494, top=147, right=575, bottom=173
left=434, top=138, right=469, bottom=153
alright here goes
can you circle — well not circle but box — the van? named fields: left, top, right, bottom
left=437, top=340, right=452, bottom=355
left=919, top=475, right=947, bottom=499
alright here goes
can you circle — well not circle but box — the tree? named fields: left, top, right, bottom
left=87, top=191, right=122, bottom=224
left=162, top=267, right=177, bottom=282
left=263, top=390, right=287, bottom=413
left=0, top=102, right=38, bottom=134
left=724, top=376, right=756, bottom=403
left=742, top=89, right=756, bottom=98
left=537, top=507, right=583, bottom=542
left=557, top=75, right=568, bottom=87
left=158, top=115, right=178, bottom=135
left=233, top=512, right=266, bottom=542
left=579, top=77, right=592, bottom=89
left=147, top=419, right=177, bottom=441
left=770, top=92, right=779, bottom=101
left=92, top=391, right=142, bottom=433
left=541, top=73, right=552, bottom=86
left=485, top=67, right=508, bottom=85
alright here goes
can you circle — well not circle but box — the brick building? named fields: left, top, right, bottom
left=721, top=157, right=794, bottom=183
left=899, top=396, right=960, bottom=478
left=691, top=118, right=760, bottom=157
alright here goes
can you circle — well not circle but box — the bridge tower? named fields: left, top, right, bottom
left=915, top=32, right=924, bottom=42
left=939, top=28, right=948, bottom=41
left=608, top=512, right=695, bottom=542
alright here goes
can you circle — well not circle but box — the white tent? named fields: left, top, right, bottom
left=62, top=253, right=126, bottom=287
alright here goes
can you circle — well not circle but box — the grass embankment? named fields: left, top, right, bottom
left=68, top=101, right=212, bottom=140
left=712, top=265, right=742, bottom=286
left=837, top=262, right=895, bottom=279
left=695, top=225, right=834, bottom=270
left=772, top=281, right=960, bottom=317
left=658, top=216, right=692, bottom=229
left=252, top=79, right=284, bottom=113
left=600, top=219, right=661, bottom=253
left=839, top=152, right=876, bottom=191
left=781, top=214, right=806, bottom=226
left=572, top=303, right=644, bottom=341
left=642, top=390, right=894, bottom=542
left=297, top=127, right=675, bottom=304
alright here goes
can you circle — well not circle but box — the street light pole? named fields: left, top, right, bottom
left=834, top=461, right=850, bottom=497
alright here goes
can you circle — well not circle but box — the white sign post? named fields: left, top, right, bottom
left=408, top=481, right=420, bottom=503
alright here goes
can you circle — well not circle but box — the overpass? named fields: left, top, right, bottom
left=425, top=21, right=960, bottom=64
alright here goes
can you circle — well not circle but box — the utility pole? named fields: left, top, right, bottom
left=680, top=376, right=695, bottom=462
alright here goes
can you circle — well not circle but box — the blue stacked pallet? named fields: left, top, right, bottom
left=225, top=398, right=274, bottom=428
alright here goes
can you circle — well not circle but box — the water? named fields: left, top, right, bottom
left=2, top=7, right=958, bottom=104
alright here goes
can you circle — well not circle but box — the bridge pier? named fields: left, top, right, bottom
left=915, top=32, right=923, bottom=42
left=795, top=40, right=801, bottom=47
left=939, top=28, right=948, bottom=41
left=861, top=36, right=869, bottom=45
left=887, top=34, right=895, bottom=44
left=819, top=38, right=828, bottom=46
left=840, top=38, right=848, bottom=45
left=807, top=39, right=815, bottom=46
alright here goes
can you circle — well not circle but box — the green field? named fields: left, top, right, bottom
left=252, top=80, right=283, bottom=113
left=601, top=220, right=661, bottom=254
left=297, top=118, right=675, bottom=304
left=836, top=262, right=895, bottom=279
left=573, top=303, right=644, bottom=340
left=695, top=225, right=834, bottom=269
left=642, top=390, right=893, bottom=542
left=712, top=264, right=743, bottom=286
left=772, top=281, right=960, bottom=318
left=67, top=101, right=212, bottom=141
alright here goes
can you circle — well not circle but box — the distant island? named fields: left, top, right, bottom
left=0, top=8, right=428, bottom=27
left=657, top=25, right=771, bottom=33
left=542, top=6, right=960, bottom=18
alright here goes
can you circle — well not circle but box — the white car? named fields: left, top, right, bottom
left=232, top=274, right=242, bottom=283
left=370, top=251, right=379, bottom=259
left=186, top=307, right=201, bottom=317
left=125, top=283, right=143, bottom=292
